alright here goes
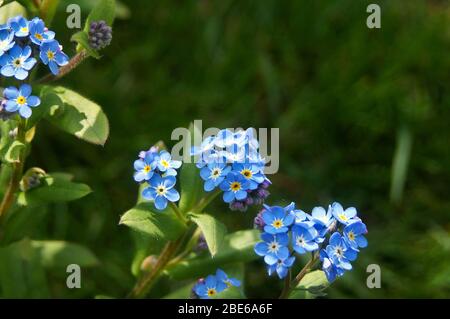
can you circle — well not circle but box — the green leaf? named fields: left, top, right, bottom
left=17, top=174, right=92, bottom=207
left=0, top=1, right=27, bottom=24
left=0, top=205, right=49, bottom=246
left=189, top=212, right=227, bottom=257
left=41, top=86, right=110, bottom=145
left=166, top=229, right=259, bottom=280
left=178, top=123, right=204, bottom=213
left=289, top=270, right=330, bottom=299
left=178, top=163, right=204, bottom=213
left=71, top=31, right=101, bottom=59
left=119, top=202, right=187, bottom=241
left=31, top=240, right=99, bottom=268
left=84, top=0, right=115, bottom=28
left=4, top=140, right=25, bottom=163
left=40, top=0, right=60, bottom=25
left=0, top=239, right=50, bottom=298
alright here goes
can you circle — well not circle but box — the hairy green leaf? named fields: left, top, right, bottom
left=41, top=86, right=110, bottom=145
left=189, top=212, right=227, bottom=257
left=119, top=202, right=186, bottom=241
left=289, top=270, right=330, bottom=299
left=71, top=31, right=101, bottom=59
left=17, top=174, right=92, bottom=206
left=0, top=1, right=26, bottom=23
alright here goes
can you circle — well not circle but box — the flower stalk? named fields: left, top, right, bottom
left=0, top=119, right=27, bottom=227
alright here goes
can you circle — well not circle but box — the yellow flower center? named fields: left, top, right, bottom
left=13, top=58, right=22, bottom=67
left=339, top=214, right=348, bottom=221
left=207, top=288, right=217, bottom=297
left=241, top=169, right=252, bottom=179
left=17, top=96, right=26, bottom=105
left=272, top=219, right=283, bottom=229
left=143, top=165, right=151, bottom=173
left=20, top=27, right=28, bottom=33
left=47, top=50, right=55, bottom=60
left=268, top=241, right=279, bottom=253
left=156, top=186, right=166, bottom=195
left=35, top=33, right=43, bottom=40
left=230, top=182, right=241, bottom=192
left=348, top=231, right=355, bottom=241
left=161, top=159, right=169, bottom=168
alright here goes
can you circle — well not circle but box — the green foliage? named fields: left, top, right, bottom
left=17, top=174, right=92, bottom=206
left=40, top=86, right=110, bottom=145
left=289, top=270, right=330, bottom=299
left=31, top=240, right=99, bottom=268
left=166, top=230, right=259, bottom=280
left=119, top=202, right=186, bottom=241
left=4, top=140, right=25, bottom=163
left=72, top=0, right=116, bottom=57
left=189, top=212, right=226, bottom=257
left=0, top=1, right=26, bottom=23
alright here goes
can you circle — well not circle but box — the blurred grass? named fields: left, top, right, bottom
left=23, top=0, right=450, bottom=298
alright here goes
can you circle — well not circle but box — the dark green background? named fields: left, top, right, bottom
left=26, top=0, right=449, bottom=298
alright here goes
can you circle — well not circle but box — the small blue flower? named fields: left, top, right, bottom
left=261, top=205, right=294, bottom=234
left=200, top=162, right=231, bottom=192
left=325, top=232, right=357, bottom=271
left=254, top=232, right=290, bottom=266
left=233, top=163, right=265, bottom=190
left=343, top=221, right=368, bottom=250
left=8, top=16, right=29, bottom=37
left=39, top=40, right=69, bottom=75
left=292, top=223, right=319, bottom=254
left=3, top=84, right=40, bottom=119
left=215, top=269, right=241, bottom=288
left=156, top=151, right=182, bottom=176
left=0, top=29, right=14, bottom=56
left=193, top=274, right=227, bottom=299
left=331, top=202, right=358, bottom=225
left=29, top=17, right=55, bottom=45
left=133, top=152, right=157, bottom=182
left=142, top=174, right=180, bottom=210
left=0, top=44, right=36, bottom=80
left=219, top=172, right=250, bottom=203
left=267, top=256, right=296, bottom=279
left=320, top=249, right=344, bottom=283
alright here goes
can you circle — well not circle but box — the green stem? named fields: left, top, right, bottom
left=0, top=120, right=27, bottom=228
left=278, top=252, right=320, bottom=299
left=127, top=223, right=197, bottom=298
left=192, top=189, right=221, bottom=213
left=38, top=50, right=88, bottom=83
left=169, top=201, right=188, bottom=224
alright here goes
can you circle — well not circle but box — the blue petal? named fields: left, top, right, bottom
left=254, top=242, right=268, bottom=256
left=19, top=84, right=31, bottom=97
left=165, top=188, right=180, bottom=202
left=1, top=65, right=15, bottom=77
left=222, top=191, right=234, bottom=203
left=14, top=68, right=28, bottom=80
left=3, top=86, right=18, bottom=99
left=154, top=196, right=168, bottom=210
left=18, top=105, right=32, bottom=118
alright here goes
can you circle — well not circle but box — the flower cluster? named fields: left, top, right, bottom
left=192, top=269, right=241, bottom=299
left=254, top=202, right=368, bottom=282
left=133, top=146, right=182, bottom=210
left=88, top=21, right=112, bottom=50
left=192, top=128, right=270, bottom=211
left=0, top=16, right=69, bottom=119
